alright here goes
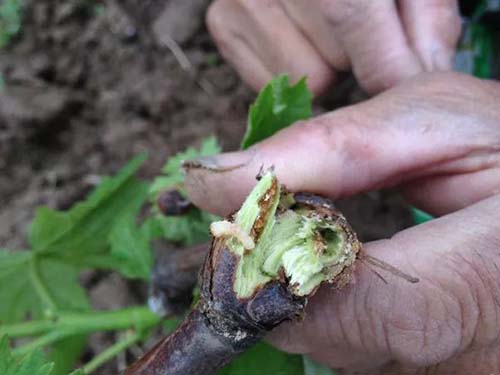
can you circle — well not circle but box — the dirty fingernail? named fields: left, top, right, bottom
left=181, top=149, right=256, bottom=174
left=182, top=150, right=258, bottom=215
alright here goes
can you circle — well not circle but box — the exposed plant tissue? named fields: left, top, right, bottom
left=127, top=170, right=361, bottom=375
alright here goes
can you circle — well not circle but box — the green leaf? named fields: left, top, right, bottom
left=0, top=251, right=32, bottom=322
left=241, top=75, right=312, bottom=149
left=48, top=335, right=87, bottom=375
left=218, top=342, right=303, bottom=375
left=68, top=370, right=85, bottom=375
left=149, top=209, right=218, bottom=246
left=149, top=136, right=221, bottom=199
left=29, top=209, right=70, bottom=251
left=108, top=213, right=153, bottom=280
left=0, top=336, right=54, bottom=375
left=0, top=250, right=89, bottom=323
left=411, top=206, right=434, bottom=224
left=28, top=154, right=149, bottom=269
left=303, top=356, right=336, bottom=375
left=0, top=0, right=23, bottom=48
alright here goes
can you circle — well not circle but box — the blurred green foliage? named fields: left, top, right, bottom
left=0, top=0, right=23, bottom=48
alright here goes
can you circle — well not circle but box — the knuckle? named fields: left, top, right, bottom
left=384, top=284, right=464, bottom=367
left=287, top=109, right=373, bottom=163
left=305, top=110, right=367, bottom=154
left=383, top=218, right=500, bottom=366
left=320, top=0, right=364, bottom=28
left=383, top=251, right=500, bottom=367
left=355, top=57, right=420, bottom=94
left=305, top=66, right=334, bottom=95
left=290, top=116, right=337, bottom=150
left=444, top=248, right=500, bottom=349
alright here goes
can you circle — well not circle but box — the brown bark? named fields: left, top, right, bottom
left=128, top=192, right=361, bottom=374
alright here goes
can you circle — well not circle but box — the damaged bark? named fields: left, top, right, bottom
left=127, top=171, right=364, bottom=375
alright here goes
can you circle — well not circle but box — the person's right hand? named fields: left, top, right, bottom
left=183, top=72, right=500, bottom=374
left=206, top=0, right=462, bottom=95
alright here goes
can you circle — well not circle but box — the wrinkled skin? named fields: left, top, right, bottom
left=184, top=73, right=500, bottom=374
left=206, top=0, right=461, bottom=94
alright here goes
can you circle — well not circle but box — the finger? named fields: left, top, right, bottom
left=403, top=168, right=500, bottom=216
left=279, top=0, right=349, bottom=70
left=320, top=0, right=423, bottom=94
left=184, top=73, right=500, bottom=216
left=206, top=1, right=274, bottom=91
left=399, top=0, right=462, bottom=71
left=207, top=0, right=335, bottom=95
left=268, top=194, right=500, bottom=370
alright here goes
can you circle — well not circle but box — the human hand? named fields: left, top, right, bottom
left=183, top=72, right=500, bottom=374
left=206, top=0, right=462, bottom=95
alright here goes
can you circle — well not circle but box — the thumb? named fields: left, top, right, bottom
left=184, top=73, right=500, bottom=216
left=266, top=193, right=500, bottom=372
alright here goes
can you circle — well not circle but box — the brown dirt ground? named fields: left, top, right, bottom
left=0, top=0, right=413, bottom=372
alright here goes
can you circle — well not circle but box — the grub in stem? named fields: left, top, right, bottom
left=210, top=170, right=358, bottom=297
left=127, top=171, right=362, bottom=375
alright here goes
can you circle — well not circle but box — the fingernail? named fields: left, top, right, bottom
left=183, top=150, right=258, bottom=215
left=181, top=149, right=256, bottom=174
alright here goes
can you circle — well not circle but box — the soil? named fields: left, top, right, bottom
left=0, top=0, right=413, bottom=373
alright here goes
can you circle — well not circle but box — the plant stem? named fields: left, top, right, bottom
left=127, top=178, right=363, bottom=375
left=0, top=306, right=162, bottom=339
left=29, top=256, right=57, bottom=313
left=82, top=330, right=142, bottom=374
left=0, top=319, right=55, bottom=338
left=14, top=331, right=69, bottom=356
left=126, top=310, right=252, bottom=375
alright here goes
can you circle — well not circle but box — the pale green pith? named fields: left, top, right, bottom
left=217, top=172, right=347, bottom=298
